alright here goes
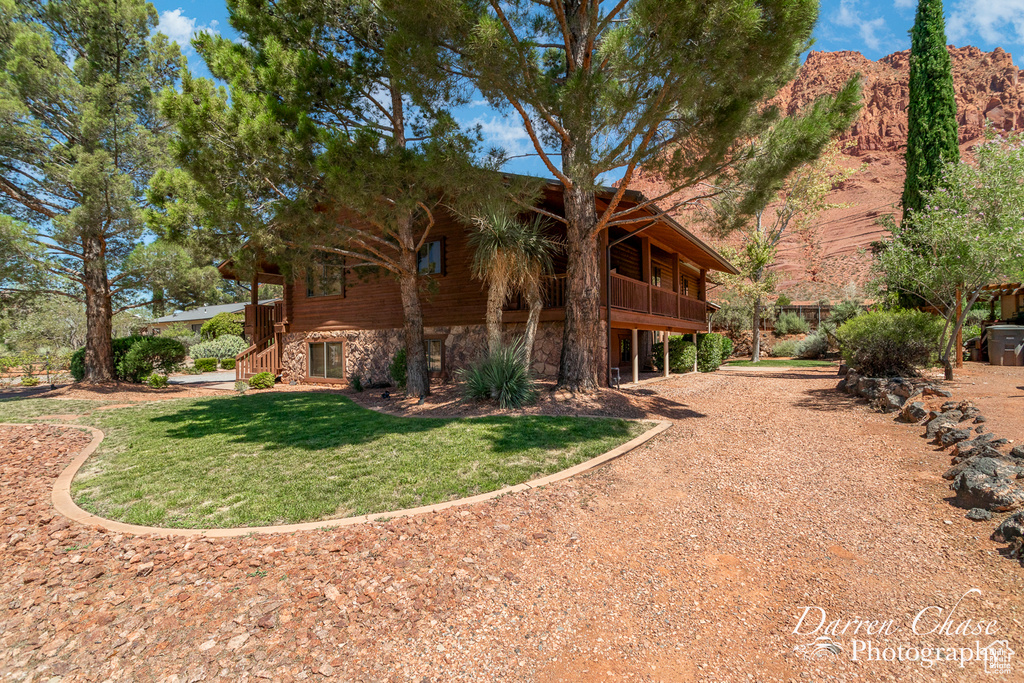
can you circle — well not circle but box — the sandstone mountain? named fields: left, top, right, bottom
left=631, top=46, right=1024, bottom=300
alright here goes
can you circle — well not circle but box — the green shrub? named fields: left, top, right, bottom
left=145, top=373, right=169, bottom=388
left=350, top=375, right=364, bottom=392
left=220, top=357, right=236, bottom=370
left=836, top=309, right=943, bottom=377
left=389, top=348, right=407, bottom=388
left=189, top=335, right=248, bottom=360
left=770, top=339, right=800, bottom=357
left=458, top=339, right=536, bottom=409
left=720, top=336, right=734, bottom=359
left=70, top=335, right=147, bottom=382
left=249, top=371, right=275, bottom=389
left=20, top=376, right=39, bottom=387
left=650, top=337, right=697, bottom=373
left=796, top=330, right=830, bottom=359
left=774, top=311, right=810, bottom=336
left=234, top=380, right=249, bottom=392
left=200, top=312, right=244, bottom=340
left=696, top=333, right=724, bottom=372
left=118, top=337, right=187, bottom=382
left=194, top=357, right=218, bottom=373
left=712, top=300, right=751, bottom=335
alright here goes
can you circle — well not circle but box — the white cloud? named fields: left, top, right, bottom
left=948, top=0, right=1024, bottom=45
left=470, top=115, right=534, bottom=159
left=894, top=0, right=916, bottom=9
left=835, top=0, right=888, bottom=52
left=156, top=9, right=219, bottom=53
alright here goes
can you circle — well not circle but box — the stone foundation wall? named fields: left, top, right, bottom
left=280, top=320, right=607, bottom=385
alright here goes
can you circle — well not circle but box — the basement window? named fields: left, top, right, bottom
left=308, top=341, right=345, bottom=380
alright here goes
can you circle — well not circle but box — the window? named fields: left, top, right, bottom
left=418, top=240, right=444, bottom=275
left=651, top=266, right=662, bottom=288
left=308, top=341, right=345, bottom=379
left=619, top=337, right=631, bottom=364
left=306, top=259, right=345, bottom=297
left=683, top=279, right=690, bottom=297
left=191, top=323, right=202, bottom=333
left=426, top=339, right=443, bottom=374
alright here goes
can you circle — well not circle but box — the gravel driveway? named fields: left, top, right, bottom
left=1, top=367, right=1022, bottom=682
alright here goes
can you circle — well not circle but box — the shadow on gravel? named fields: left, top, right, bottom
left=724, top=371, right=838, bottom=381
left=793, top=387, right=865, bottom=412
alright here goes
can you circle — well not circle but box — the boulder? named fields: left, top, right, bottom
left=976, top=432, right=997, bottom=443
left=966, top=508, right=992, bottom=521
left=923, top=385, right=953, bottom=398
left=992, top=511, right=1024, bottom=543
left=1011, top=445, right=1024, bottom=460
left=887, top=378, right=915, bottom=398
left=960, top=406, right=981, bottom=420
left=856, top=377, right=885, bottom=400
left=974, top=415, right=987, bottom=424
left=925, top=410, right=963, bottom=438
left=837, top=364, right=849, bottom=376
left=940, top=428, right=973, bottom=447
left=951, top=468, right=1024, bottom=512
left=943, top=455, right=1015, bottom=481
left=900, top=401, right=928, bottom=423
left=876, top=392, right=906, bottom=413
left=844, top=371, right=860, bottom=395
left=954, top=440, right=1004, bottom=461
left=941, top=401, right=960, bottom=412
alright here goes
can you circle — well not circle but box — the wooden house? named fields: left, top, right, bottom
left=218, top=182, right=737, bottom=386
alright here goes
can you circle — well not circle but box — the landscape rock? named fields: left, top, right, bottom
left=953, top=440, right=1005, bottom=461
left=856, top=377, right=885, bottom=400
left=974, top=416, right=987, bottom=424
left=876, top=392, right=906, bottom=413
left=923, top=385, right=953, bottom=398
left=925, top=411, right=962, bottom=439
left=899, top=401, right=928, bottom=424
left=951, top=468, right=1024, bottom=512
left=992, top=511, right=1024, bottom=543
left=887, top=378, right=915, bottom=398
left=943, top=456, right=1016, bottom=481
left=966, top=508, right=992, bottom=521
left=1011, top=445, right=1024, bottom=460
left=940, top=428, right=973, bottom=448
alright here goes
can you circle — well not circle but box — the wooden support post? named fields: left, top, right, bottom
left=663, top=331, right=670, bottom=378
left=641, top=238, right=651, bottom=313
left=692, top=332, right=699, bottom=372
left=251, top=274, right=259, bottom=307
left=632, top=328, right=639, bottom=384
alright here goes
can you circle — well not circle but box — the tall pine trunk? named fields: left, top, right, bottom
left=82, top=234, right=114, bottom=382
left=523, top=275, right=542, bottom=372
left=397, top=220, right=429, bottom=397
left=558, top=181, right=601, bottom=391
left=485, top=277, right=507, bottom=355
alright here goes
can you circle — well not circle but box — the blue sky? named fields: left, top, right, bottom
left=153, top=1, right=1024, bottom=178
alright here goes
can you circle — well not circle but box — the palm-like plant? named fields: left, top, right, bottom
left=468, top=207, right=557, bottom=369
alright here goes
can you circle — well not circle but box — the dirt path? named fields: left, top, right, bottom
left=1, top=367, right=1022, bottom=682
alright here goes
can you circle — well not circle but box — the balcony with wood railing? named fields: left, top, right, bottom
left=609, top=273, right=706, bottom=323
left=504, top=274, right=568, bottom=311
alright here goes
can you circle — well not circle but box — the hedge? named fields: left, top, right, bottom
left=650, top=337, right=697, bottom=373
left=194, top=357, right=218, bottom=373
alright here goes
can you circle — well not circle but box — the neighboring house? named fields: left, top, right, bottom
left=148, top=300, right=277, bottom=335
left=218, top=182, right=738, bottom=385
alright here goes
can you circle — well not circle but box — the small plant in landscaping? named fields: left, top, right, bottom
left=774, top=311, right=810, bottom=336
left=836, top=309, right=943, bottom=377
left=247, top=569, right=268, bottom=578
left=795, top=330, right=830, bottom=359
left=650, top=337, right=697, bottom=373
left=20, top=376, right=39, bottom=386
left=146, top=373, right=169, bottom=388
left=189, top=335, right=248, bottom=361
left=389, top=348, right=407, bottom=388
left=183, top=365, right=203, bottom=375
left=234, top=380, right=249, bottom=393
left=696, top=333, right=725, bottom=372
left=770, top=339, right=800, bottom=357
left=350, top=375, right=364, bottom=392
left=200, top=312, right=244, bottom=340
left=719, top=336, right=734, bottom=359
left=118, top=337, right=187, bottom=382
left=193, top=358, right=218, bottom=373
left=220, top=357, right=236, bottom=370
left=248, top=372, right=275, bottom=389
left=458, top=338, right=537, bottom=409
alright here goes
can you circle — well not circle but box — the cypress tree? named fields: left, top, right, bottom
left=902, top=0, right=960, bottom=220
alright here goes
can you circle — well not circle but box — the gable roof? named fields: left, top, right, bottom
left=150, top=300, right=276, bottom=324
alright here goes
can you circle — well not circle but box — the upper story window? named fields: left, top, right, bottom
left=418, top=240, right=444, bottom=275
left=651, top=266, right=662, bottom=288
left=683, top=278, right=690, bottom=297
left=306, top=258, right=345, bottom=298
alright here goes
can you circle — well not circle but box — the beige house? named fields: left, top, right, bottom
left=147, top=300, right=276, bottom=335
left=979, top=282, right=1024, bottom=321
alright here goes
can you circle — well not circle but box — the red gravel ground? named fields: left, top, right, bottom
left=2, top=366, right=1023, bottom=682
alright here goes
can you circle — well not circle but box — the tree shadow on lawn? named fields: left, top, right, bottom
left=131, top=392, right=637, bottom=455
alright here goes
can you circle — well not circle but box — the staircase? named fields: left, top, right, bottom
left=236, top=302, right=283, bottom=381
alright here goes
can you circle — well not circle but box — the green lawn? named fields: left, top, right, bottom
left=0, top=397, right=112, bottom=421
left=725, top=359, right=836, bottom=368
left=48, top=392, right=648, bottom=529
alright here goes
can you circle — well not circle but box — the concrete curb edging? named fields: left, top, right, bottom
left=8, top=418, right=671, bottom=539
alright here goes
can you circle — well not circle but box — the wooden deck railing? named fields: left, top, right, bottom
left=504, top=274, right=568, bottom=311
left=609, top=273, right=707, bottom=322
left=235, top=335, right=280, bottom=381
left=244, top=303, right=276, bottom=343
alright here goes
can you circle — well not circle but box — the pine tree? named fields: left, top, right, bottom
left=902, top=0, right=960, bottom=219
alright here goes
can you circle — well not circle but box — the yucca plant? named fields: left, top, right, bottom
left=458, top=338, right=537, bottom=409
